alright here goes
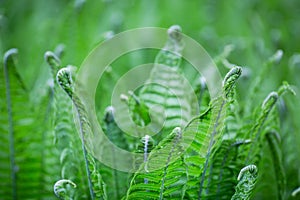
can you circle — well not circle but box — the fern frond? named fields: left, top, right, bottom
left=1, top=48, right=46, bottom=199
left=198, top=66, right=242, bottom=198
left=203, top=140, right=251, bottom=199
left=3, top=48, right=18, bottom=200
left=245, top=49, right=283, bottom=115
left=137, top=25, right=196, bottom=139
left=98, top=106, right=130, bottom=199
left=231, top=165, right=258, bottom=200
left=57, top=67, right=107, bottom=200
left=193, top=76, right=210, bottom=113
left=134, top=135, right=155, bottom=173
left=125, top=127, right=187, bottom=200
left=244, top=82, right=295, bottom=165
left=45, top=51, right=89, bottom=199
left=54, top=179, right=77, bottom=200
left=182, top=66, right=242, bottom=199
left=244, top=91, right=278, bottom=164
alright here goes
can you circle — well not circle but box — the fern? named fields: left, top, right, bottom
left=265, top=131, right=286, bottom=199
left=197, top=66, right=242, bottom=199
left=125, top=127, right=187, bottom=200
left=99, top=106, right=130, bottom=200
left=231, top=165, right=258, bottom=200
left=245, top=49, right=283, bottom=115
left=136, top=25, right=197, bottom=139
left=56, top=67, right=107, bottom=199
left=2, top=48, right=18, bottom=199
left=1, top=48, right=47, bottom=199
left=45, top=51, right=89, bottom=199
left=54, top=179, right=77, bottom=200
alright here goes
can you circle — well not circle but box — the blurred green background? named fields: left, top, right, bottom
left=1, top=0, right=300, bottom=109
left=1, top=0, right=300, bottom=199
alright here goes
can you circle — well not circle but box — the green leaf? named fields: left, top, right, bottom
left=125, top=127, right=187, bottom=200
left=57, top=67, right=107, bottom=200
left=231, top=165, right=258, bottom=200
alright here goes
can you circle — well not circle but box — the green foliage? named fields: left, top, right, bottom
left=56, top=67, right=107, bottom=200
left=231, top=165, right=258, bottom=200
left=1, top=1, right=300, bottom=199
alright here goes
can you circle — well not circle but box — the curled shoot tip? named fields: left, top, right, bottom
left=232, top=139, right=252, bottom=147
left=278, top=81, right=296, bottom=96
left=4, top=48, right=18, bottom=65
left=268, top=49, right=283, bottom=64
left=103, top=31, right=114, bottom=40
left=104, top=106, right=115, bottom=123
left=120, top=94, right=129, bottom=103
left=168, top=25, right=182, bottom=42
left=262, top=91, right=278, bottom=109
left=44, top=51, right=61, bottom=72
left=128, top=90, right=140, bottom=105
left=143, top=135, right=151, bottom=141
left=169, top=127, right=182, bottom=140
left=223, top=66, right=242, bottom=84
left=174, top=127, right=182, bottom=135
left=292, top=187, right=300, bottom=197
left=200, top=76, right=206, bottom=86
left=222, top=66, right=242, bottom=98
left=237, top=165, right=257, bottom=181
left=56, top=67, right=73, bottom=97
left=54, top=179, right=76, bottom=199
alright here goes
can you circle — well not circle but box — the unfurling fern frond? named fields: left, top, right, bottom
left=136, top=25, right=196, bottom=139
left=54, top=179, right=77, bottom=200
left=57, top=67, right=107, bottom=200
left=155, top=25, right=183, bottom=67
left=125, top=127, right=187, bottom=200
left=231, top=165, right=258, bottom=200
left=245, top=49, right=283, bottom=115
left=99, top=106, right=130, bottom=200
left=198, top=66, right=242, bottom=198
left=1, top=49, right=45, bottom=199
left=243, top=91, right=279, bottom=165
left=134, top=134, right=155, bottom=173
left=243, top=81, right=295, bottom=165
left=183, top=66, right=242, bottom=199
left=45, top=51, right=89, bottom=199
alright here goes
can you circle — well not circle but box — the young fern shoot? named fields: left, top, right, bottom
left=54, top=179, right=77, bottom=200
left=3, top=48, right=19, bottom=200
left=198, top=66, right=242, bottom=198
left=56, top=67, right=106, bottom=200
left=231, top=165, right=258, bottom=200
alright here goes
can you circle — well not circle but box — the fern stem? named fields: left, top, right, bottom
left=56, top=68, right=95, bottom=199
left=3, top=48, right=18, bottom=200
